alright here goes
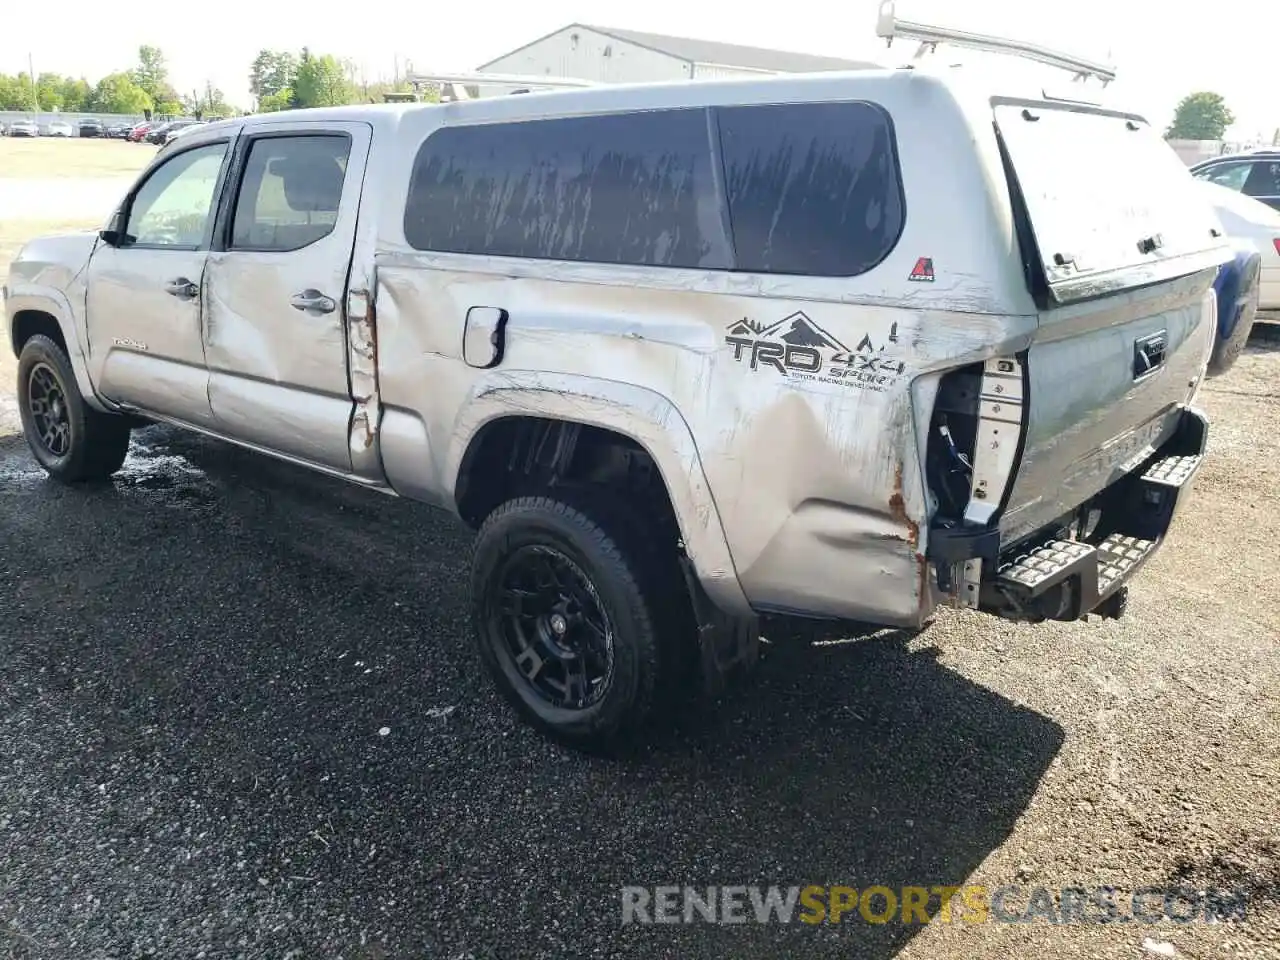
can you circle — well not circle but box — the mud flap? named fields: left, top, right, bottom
left=679, top=557, right=760, bottom=695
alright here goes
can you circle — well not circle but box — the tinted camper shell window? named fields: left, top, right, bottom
left=404, top=100, right=905, bottom=279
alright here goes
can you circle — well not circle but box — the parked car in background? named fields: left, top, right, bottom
left=164, top=121, right=205, bottom=145
left=145, top=119, right=200, bottom=144
left=142, top=121, right=171, bottom=144
left=7, top=118, right=38, bottom=138
left=78, top=118, right=105, bottom=138
left=106, top=122, right=133, bottom=139
left=1199, top=180, right=1280, bottom=324
left=1191, top=150, right=1280, bottom=213
left=126, top=121, right=153, bottom=142
left=1201, top=230, right=1263, bottom=376
left=45, top=119, right=73, bottom=138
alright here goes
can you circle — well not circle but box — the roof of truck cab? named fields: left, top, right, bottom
left=229, top=68, right=922, bottom=130
left=224, top=67, right=1140, bottom=133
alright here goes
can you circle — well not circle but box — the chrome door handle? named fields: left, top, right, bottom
left=165, top=278, right=198, bottom=299
left=290, top=290, right=337, bottom=314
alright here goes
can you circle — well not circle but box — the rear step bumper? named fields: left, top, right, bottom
left=928, top=405, right=1207, bottom=623
left=991, top=407, right=1207, bottom=621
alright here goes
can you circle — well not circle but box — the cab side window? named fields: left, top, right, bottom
left=126, top=143, right=228, bottom=248
left=229, top=135, right=351, bottom=253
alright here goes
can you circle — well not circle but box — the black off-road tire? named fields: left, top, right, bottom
left=17, top=334, right=131, bottom=482
left=471, top=495, right=687, bottom=750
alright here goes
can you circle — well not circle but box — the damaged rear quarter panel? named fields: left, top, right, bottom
left=374, top=248, right=1033, bottom=626
left=370, top=75, right=1041, bottom=626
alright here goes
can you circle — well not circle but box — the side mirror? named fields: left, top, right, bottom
left=98, top=207, right=128, bottom=247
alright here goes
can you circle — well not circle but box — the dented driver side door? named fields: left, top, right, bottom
left=202, top=121, right=372, bottom=472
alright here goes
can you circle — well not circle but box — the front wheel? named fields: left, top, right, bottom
left=470, top=496, right=673, bottom=749
left=17, top=334, right=131, bottom=482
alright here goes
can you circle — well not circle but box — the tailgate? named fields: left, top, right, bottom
left=991, top=99, right=1231, bottom=545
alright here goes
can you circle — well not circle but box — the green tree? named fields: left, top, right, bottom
left=8, top=73, right=36, bottom=110
left=362, top=79, right=439, bottom=104
left=90, top=73, right=153, bottom=114
left=132, top=46, right=168, bottom=99
left=0, top=74, right=31, bottom=110
left=180, top=85, right=233, bottom=119
left=257, top=89, right=293, bottom=113
left=250, top=50, right=298, bottom=106
left=1166, top=92, right=1236, bottom=141
left=59, top=77, right=93, bottom=111
left=203, top=87, right=232, bottom=117
left=35, top=73, right=66, bottom=110
left=290, top=48, right=353, bottom=108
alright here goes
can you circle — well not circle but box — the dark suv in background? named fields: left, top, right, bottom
left=144, top=119, right=199, bottom=144
left=1191, top=150, right=1280, bottom=212
left=77, top=118, right=105, bottom=138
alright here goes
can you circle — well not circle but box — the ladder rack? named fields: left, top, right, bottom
left=406, top=70, right=596, bottom=102
left=875, top=0, right=1116, bottom=84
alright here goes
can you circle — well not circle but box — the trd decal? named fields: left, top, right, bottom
left=724, top=312, right=906, bottom=392
left=908, top=257, right=935, bottom=282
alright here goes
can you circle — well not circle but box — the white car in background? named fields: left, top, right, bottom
left=1199, top=180, right=1280, bottom=322
left=45, top=119, right=73, bottom=137
left=6, top=117, right=39, bottom=137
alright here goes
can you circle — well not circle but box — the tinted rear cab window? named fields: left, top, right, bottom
left=404, top=101, right=904, bottom=278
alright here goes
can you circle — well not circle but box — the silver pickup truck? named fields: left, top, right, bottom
left=5, top=61, right=1230, bottom=747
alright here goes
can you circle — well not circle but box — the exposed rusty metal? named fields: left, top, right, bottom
left=916, top=551, right=931, bottom=611
left=889, top=461, right=920, bottom=546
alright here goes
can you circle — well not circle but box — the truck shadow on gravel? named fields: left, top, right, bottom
left=0, top=427, right=1065, bottom=960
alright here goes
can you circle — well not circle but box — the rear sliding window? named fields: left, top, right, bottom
left=404, top=102, right=904, bottom=277
left=994, top=102, right=1223, bottom=297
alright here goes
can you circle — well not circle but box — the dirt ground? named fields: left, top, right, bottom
left=0, top=137, right=1277, bottom=959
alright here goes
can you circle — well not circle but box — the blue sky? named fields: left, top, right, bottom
left=3, top=0, right=1275, bottom=139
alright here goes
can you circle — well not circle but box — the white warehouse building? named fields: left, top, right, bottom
left=476, top=23, right=879, bottom=85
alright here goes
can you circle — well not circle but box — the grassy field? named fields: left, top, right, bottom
left=1, top=138, right=154, bottom=433
left=0, top=135, right=155, bottom=178
left=1, top=217, right=108, bottom=432
left=0, top=138, right=153, bottom=264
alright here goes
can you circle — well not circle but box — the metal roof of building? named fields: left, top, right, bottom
left=479, top=23, right=880, bottom=74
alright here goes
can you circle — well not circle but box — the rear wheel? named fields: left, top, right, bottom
left=17, top=334, right=131, bottom=482
left=470, top=495, right=678, bottom=749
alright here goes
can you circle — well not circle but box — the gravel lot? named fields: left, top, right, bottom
left=0, top=340, right=1275, bottom=959
left=1, top=138, right=1278, bottom=959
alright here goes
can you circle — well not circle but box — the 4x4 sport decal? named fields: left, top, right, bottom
left=724, top=312, right=906, bottom=393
